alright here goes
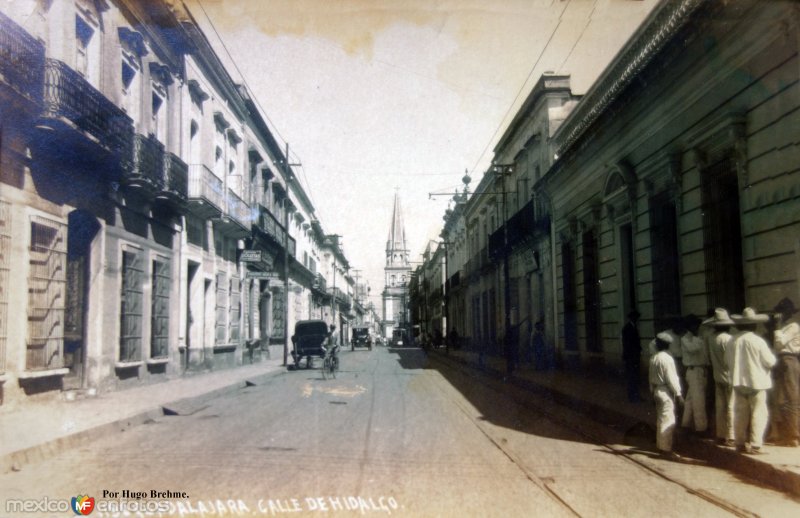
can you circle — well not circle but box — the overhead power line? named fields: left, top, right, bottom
left=192, top=0, right=316, bottom=202
left=467, top=0, right=572, bottom=179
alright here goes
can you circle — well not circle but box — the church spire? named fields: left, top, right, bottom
left=385, top=191, right=409, bottom=268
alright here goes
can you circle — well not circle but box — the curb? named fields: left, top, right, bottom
left=1, top=367, right=285, bottom=474
left=433, top=350, right=800, bottom=498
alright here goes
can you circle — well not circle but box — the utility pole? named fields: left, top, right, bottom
left=327, top=235, right=343, bottom=344
left=281, top=143, right=301, bottom=366
left=351, top=268, right=362, bottom=324
left=493, top=163, right=514, bottom=374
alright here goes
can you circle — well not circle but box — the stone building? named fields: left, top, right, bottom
left=0, top=1, right=354, bottom=407
left=430, top=0, right=800, bottom=372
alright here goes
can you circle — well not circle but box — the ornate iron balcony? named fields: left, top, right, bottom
left=161, top=152, right=188, bottom=202
left=42, top=59, right=133, bottom=167
left=226, top=189, right=251, bottom=229
left=188, top=164, right=225, bottom=213
left=0, top=11, right=44, bottom=103
left=127, top=133, right=163, bottom=189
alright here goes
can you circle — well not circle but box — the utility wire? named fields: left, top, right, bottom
left=192, top=0, right=317, bottom=203
left=557, top=0, right=598, bottom=74
left=467, top=0, right=572, bottom=179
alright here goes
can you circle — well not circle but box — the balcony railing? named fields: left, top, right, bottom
left=312, top=273, right=328, bottom=294
left=226, top=189, right=251, bottom=228
left=257, top=204, right=286, bottom=242
left=42, top=59, right=133, bottom=166
left=188, top=164, right=225, bottom=212
left=480, top=246, right=490, bottom=269
left=127, top=133, right=163, bottom=189
left=161, top=152, right=188, bottom=202
left=0, top=11, right=44, bottom=102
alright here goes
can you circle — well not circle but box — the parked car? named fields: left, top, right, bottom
left=351, top=327, right=372, bottom=351
left=290, top=320, right=330, bottom=369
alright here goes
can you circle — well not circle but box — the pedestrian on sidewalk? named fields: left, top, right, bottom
left=505, top=322, right=520, bottom=378
left=621, top=309, right=642, bottom=402
left=681, top=313, right=710, bottom=435
left=727, top=307, right=777, bottom=454
left=532, top=320, right=548, bottom=371
left=705, top=308, right=736, bottom=446
left=649, top=332, right=684, bottom=460
left=772, top=297, right=800, bottom=447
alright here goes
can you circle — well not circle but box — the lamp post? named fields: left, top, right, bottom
left=279, top=143, right=301, bottom=366
left=492, top=162, right=514, bottom=373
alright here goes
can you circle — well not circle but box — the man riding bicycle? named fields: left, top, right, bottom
left=321, top=324, right=340, bottom=378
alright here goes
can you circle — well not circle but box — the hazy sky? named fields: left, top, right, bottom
left=186, top=0, right=658, bottom=306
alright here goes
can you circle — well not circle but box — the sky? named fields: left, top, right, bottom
left=185, top=0, right=659, bottom=307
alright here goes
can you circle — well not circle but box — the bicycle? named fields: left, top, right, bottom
left=321, top=344, right=339, bottom=380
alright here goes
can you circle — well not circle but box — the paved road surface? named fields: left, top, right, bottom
left=1, top=346, right=798, bottom=517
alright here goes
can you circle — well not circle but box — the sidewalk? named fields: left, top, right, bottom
left=0, top=355, right=287, bottom=473
left=433, top=346, right=800, bottom=498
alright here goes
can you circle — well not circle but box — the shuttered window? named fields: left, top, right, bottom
left=0, top=201, right=11, bottom=373
left=230, top=274, right=240, bottom=342
left=151, top=259, right=170, bottom=358
left=119, top=250, right=143, bottom=362
left=215, top=271, right=227, bottom=344
left=27, top=216, right=67, bottom=370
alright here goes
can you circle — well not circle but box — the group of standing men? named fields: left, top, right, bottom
left=623, top=298, right=800, bottom=459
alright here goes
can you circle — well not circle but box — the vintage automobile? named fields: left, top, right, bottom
left=350, top=326, right=372, bottom=351
left=290, top=319, right=330, bottom=369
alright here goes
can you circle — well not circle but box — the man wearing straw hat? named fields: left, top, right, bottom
left=772, top=297, right=800, bottom=446
left=705, top=308, right=736, bottom=446
left=649, top=332, right=684, bottom=460
left=681, top=313, right=709, bottom=435
left=727, top=307, right=777, bottom=454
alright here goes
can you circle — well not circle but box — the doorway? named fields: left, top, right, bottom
left=64, top=210, right=100, bottom=387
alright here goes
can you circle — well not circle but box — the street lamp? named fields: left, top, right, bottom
left=278, top=143, right=301, bottom=366
left=492, top=162, right=514, bottom=373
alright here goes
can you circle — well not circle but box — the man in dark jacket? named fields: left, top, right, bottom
left=622, top=309, right=642, bottom=402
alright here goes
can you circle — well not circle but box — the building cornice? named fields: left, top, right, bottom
left=553, top=0, right=706, bottom=158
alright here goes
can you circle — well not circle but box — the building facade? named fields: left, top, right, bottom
left=424, top=0, right=800, bottom=374
left=0, top=1, right=357, bottom=407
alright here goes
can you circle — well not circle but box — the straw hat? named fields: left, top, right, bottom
left=703, top=308, right=735, bottom=327
left=731, top=307, right=769, bottom=325
left=773, top=297, right=798, bottom=317
left=655, top=332, right=673, bottom=345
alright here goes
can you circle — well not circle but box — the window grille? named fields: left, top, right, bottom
left=582, top=231, right=601, bottom=353
left=0, top=201, right=10, bottom=373
left=27, top=216, right=67, bottom=370
left=119, top=250, right=143, bottom=362
left=649, top=194, right=681, bottom=330
left=230, top=274, right=240, bottom=342
left=701, top=157, right=744, bottom=311
left=215, top=271, right=227, bottom=344
left=561, top=242, right=578, bottom=351
left=150, top=259, right=170, bottom=358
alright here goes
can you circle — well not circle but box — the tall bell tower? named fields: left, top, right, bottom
left=382, top=191, right=412, bottom=340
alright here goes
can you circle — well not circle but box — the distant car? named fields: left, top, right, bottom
left=351, top=327, right=372, bottom=351
left=290, top=320, right=330, bottom=369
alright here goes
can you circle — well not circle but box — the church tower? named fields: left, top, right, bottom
left=382, top=192, right=412, bottom=341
